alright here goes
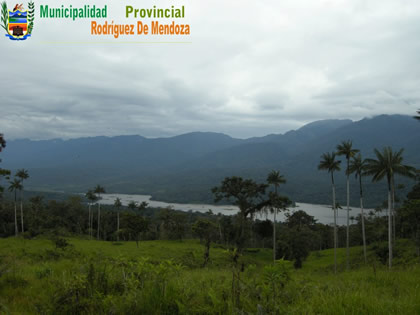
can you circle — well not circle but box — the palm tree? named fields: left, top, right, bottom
left=348, top=154, right=368, bottom=263
left=336, top=140, right=359, bottom=270
left=16, top=169, right=29, bottom=234
left=8, top=178, right=22, bottom=236
left=114, top=197, right=122, bottom=241
left=94, top=185, right=106, bottom=240
left=0, top=133, right=5, bottom=153
left=127, top=200, right=137, bottom=211
left=267, top=170, right=286, bottom=262
left=365, top=147, right=416, bottom=269
left=318, top=152, right=341, bottom=273
left=85, top=190, right=98, bottom=239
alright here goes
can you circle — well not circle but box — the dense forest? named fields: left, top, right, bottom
left=0, top=178, right=419, bottom=267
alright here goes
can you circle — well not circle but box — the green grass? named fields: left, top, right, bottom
left=0, top=237, right=272, bottom=268
left=0, top=237, right=419, bottom=314
left=291, top=264, right=420, bottom=314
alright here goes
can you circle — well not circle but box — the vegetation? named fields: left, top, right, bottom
left=212, top=176, right=271, bottom=264
left=0, top=237, right=419, bottom=314
left=94, top=185, right=105, bottom=240
left=114, top=197, right=122, bottom=241
left=318, top=151, right=341, bottom=273
left=0, top=2, right=8, bottom=33
left=266, top=170, right=289, bottom=262
left=1, top=129, right=419, bottom=313
left=348, top=153, right=368, bottom=262
left=16, top=169, right=29, bottom=234
left=336, top=140, right=359, bottom=270
left=3, top=115, right=419, bottom=207
left=8, top=178, right=22, bottom=237
left=365, top=147, right=416, bottom=268
left=85, top=190, right=97, bottom=240
left=0, top=133, right=5, bottom=153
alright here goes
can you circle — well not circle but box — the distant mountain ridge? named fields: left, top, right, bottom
left=1, top=115, right=419, bottom=207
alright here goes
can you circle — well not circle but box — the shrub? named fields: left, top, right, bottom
left=53, top=237, right=69, bottom=250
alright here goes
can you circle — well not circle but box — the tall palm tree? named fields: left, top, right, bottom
left=85, top=190, right=97, bottom=239
left=16, top=169, right=29, bottom=234
left=336, top=140, right=359, bottom=270
left=348, top=154, right=368, bottom=263
left=114, top=197, right=122, bottom=241
left=94, top=185, right=106, bottom=240
left=267, top=170, right=286, bottom=262
left=318, top=152, right=341, bottom=273
left=8, top=178, right=22, bottom=236
left=365, top=147, right=416, bottom=269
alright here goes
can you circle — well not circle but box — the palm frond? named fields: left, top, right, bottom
left=318, top=152, right=341, bottom=173
left=364, top=147, right=415, bottom=185
left=1, top=1, right=8, bottom=32
left=267, top=170, right=286, bottom=186
left=348, top=153, right=367, bottom=178
left=336, top=140, right=359, bottom=159
left=8, top=178, right=22, bottom=192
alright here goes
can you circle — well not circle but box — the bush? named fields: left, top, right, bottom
left=53, top=237, right=69, bottom=250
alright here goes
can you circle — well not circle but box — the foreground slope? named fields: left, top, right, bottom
left=0, top=237, right=419, bottom=314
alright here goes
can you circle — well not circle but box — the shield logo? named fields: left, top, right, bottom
left=8, top=7, right=28, bottom=38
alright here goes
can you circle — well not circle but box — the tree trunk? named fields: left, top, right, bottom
left=117, top=212, right=120, bottom=241
left=97, top=203, right=101, bottom=240
left=20, top=190, right=24, bottom=234
left=273, top=185, right=278, bottom=262
left=203, top=239, right=210, bottom=267
left=388, top=188, right=392, bottom=269
left=361, top=196, right=367, bottom=263
left=332, top=173, right=337, bottom=274
left=218, top=219, right=222, bottom=243
left=346, top=162, right=350, bottom=270
left=359, top=175, right=367, bottom=264
left=88, top=203, right=91, bottom=239
left=234, top=213, right=245, bottom=264
left=14, top=190, right=18, bottom=236
left=273, top=210, right=277, bottom=262
left=391, top=178, right=396, bottom=244
left=90, top=206, right=93, bottom=239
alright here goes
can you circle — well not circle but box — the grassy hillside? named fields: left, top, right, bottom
left=0, top=237, right=419, bottom=314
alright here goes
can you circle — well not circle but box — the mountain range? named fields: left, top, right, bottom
left=1, top=114, right=419, bottom=207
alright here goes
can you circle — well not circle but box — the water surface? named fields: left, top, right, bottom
left=99, top=193, right=371, bottom=225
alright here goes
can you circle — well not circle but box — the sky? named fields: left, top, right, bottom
left=1, top=0, right=419, bottom=140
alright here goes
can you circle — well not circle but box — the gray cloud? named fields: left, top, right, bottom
left=0, top=0, right=419, bottom=140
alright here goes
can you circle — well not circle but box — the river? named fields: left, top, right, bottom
left=98, top=193, right=372, bottom=226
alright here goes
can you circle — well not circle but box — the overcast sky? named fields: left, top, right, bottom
left=1, top=0, right=419, bottom=140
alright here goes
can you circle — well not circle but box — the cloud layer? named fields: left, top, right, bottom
left=1, top=0, right=419, bottom=139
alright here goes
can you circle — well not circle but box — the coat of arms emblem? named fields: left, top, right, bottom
left=1, top=1, right=34, bottom=40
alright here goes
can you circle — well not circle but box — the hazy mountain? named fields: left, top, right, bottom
left=1, top=115, right=419, bottom=207
left=4, top=132, right=241, bottom=171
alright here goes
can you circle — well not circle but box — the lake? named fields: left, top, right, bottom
left=99, top=193, right=373, bottom=226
